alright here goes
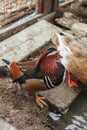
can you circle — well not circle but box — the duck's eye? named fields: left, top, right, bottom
left=55, top=52, right=58, bottom=55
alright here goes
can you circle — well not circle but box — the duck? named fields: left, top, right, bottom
left=52, top=32, right=87, bottom=87
left=3, top=48, right=66, bottom=107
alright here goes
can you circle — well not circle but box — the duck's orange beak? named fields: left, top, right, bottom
left=57, top=55, right=63, bottom=59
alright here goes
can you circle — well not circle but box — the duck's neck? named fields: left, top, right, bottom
left=35, top=51, right=49, bottom=73
left=57, top=37, right=72, bottom=69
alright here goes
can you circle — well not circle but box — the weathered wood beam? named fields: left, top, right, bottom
left=52, top=0, right=59, bottom=11
left=0, top=6, right=35, bottom=27
left=0, top=0, right=59, bottom=41
left=36, top=0, right=43, bottom=14
left=59, top=0, right=76, bottom=7
left=0, top=10, right=58, bottom=42
left=0, top=13, right=43, bottom=41
left=38, top=12, right=56, bottom=22
left=0, top=6, right=31, bottom=20
left=36, top=0, right=59, bottom=14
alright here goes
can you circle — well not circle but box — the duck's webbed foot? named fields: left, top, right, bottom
left=68, top=72, right=78, bottom=87
left=36, top=94, right=47, bottom=108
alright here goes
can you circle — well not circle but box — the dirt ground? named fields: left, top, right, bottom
left=0, top=43, right=56, bottom=130
left=0, top=78, right=51, bottom=130
left=0, top=1, right=87, bottom=130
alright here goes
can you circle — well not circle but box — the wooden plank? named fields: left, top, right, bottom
left=36, top=0, right=43, bottom=14
left=53, top=0, right=59, bottom=11
left=43, top=0, right=53, bottom=14
left=38, top=12, right=56, bottom=21
left=0, top=6, right=30, bottom=20
left=36, top=0, right=58, bottom=14
left=0, top=7, right=35, bottom=27
left=0, top=0, right=59, bottom=41
left=0, top=14, right=43, bottom=41
left=59, top=0, right=76, bottom=7
left=0, top=10, right=57, bottom=41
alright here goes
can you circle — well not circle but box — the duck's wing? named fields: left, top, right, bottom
left=53, top=32, right=87, bottom=85
left=18, top=58, right=37, bottom=71
left=40, top=58, right=66, bottom=86
left=62, top=32, right=87, bottom=58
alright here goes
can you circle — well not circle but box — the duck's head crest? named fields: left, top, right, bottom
left=47, top=48, right=57, bottom=53
left=52, top=32, right=63, bottom=47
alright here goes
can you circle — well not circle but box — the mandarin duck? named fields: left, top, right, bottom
left=52, top=32, right=87, bottom=87
left=2, top=48, right=66, bottom=107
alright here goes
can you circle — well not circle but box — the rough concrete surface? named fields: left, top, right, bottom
left=39, top=81, right=82, bottom=114
left=0, top=20, right=62, bottom=66
left=0, top=119, right=17, bottom=130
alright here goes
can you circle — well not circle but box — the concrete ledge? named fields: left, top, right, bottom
left=39, top=82, right=82, bottom=113
left=0, top=20, right=62, bottom=66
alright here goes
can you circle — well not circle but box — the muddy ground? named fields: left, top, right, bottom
left=0, top=1, right=87, bottom=130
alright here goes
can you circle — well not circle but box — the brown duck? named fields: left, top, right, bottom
left=52, top=32, right=87, bottom=87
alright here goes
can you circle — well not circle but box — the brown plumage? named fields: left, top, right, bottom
left=52, top=32, right=87, bottom=86
left=5, top=48, right=66, bottom=92
left=18, top=48, right=66, bottom=89
left=3, top=48, right=66, bottom=107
